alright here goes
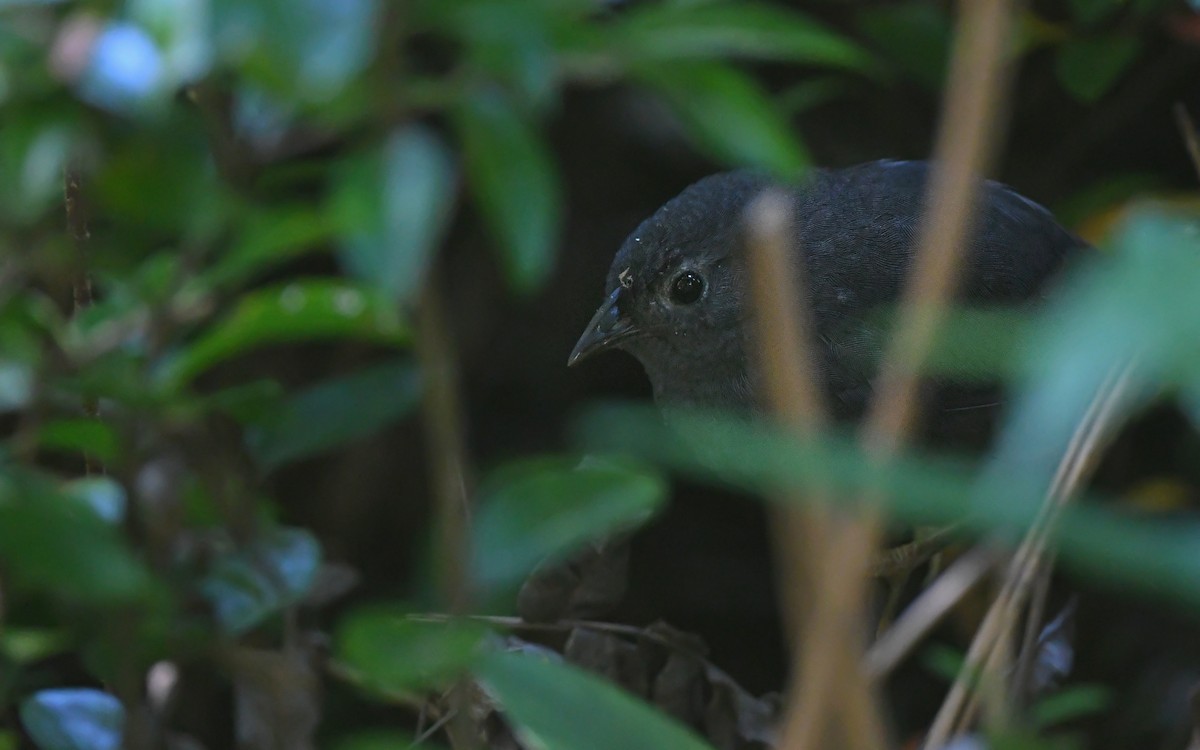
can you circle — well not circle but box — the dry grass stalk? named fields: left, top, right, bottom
left=923, top=363, right=1137, bottom=748
left=745, top=193, right=887, bottom=750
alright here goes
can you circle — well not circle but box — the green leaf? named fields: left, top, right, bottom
left=478, top=650, right=716, bottom=750
left=1030, top=684, right=1111, bottom=728
left=62, top=477, right=127, bottom=524
left=2, top=629, right=72, bottom=665
left=456, top=90, right=562, bottom=292
left=206, top=204, right=339, bottom=290
left=1055, top=35, right=1140, bottom=103
left=855, top=2, right=951, bottom=91
left=472, top=457, right=666, bottom=591
left=1068, top=0, right=1126, bottom=24
left=0, top=361, right=32, bottom=412
left=0, top=473, right=149, bottom=602
left=616, top=2, right=873, bottom=71
left=332, top=127, right=457, bottom=303
left=200, top=527, right=322, bottom=634
left=636, top=62, right=808, bottom=176
left=336, top=610, right=486, bottom=693
left=35, top=420, right=120, bottom=464
left=245, top=359, right=421, bottom=470
left=20, top=689, right=123, bottom=750
left=211, top=0, right=380, bottom=103
left=573, top=403, right=1200, bottom=608
left=164, top=279, right=410, bottom=384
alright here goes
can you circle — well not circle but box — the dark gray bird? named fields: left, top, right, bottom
left=569, top=160, right=1085, bottom=442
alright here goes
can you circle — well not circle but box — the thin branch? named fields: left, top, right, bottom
left=416, top=280, right=475, bottom=748
left=65, top=162, right=102, bottom=476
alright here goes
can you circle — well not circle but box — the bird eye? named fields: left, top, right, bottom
left=669, top=271, right=705, bottom=305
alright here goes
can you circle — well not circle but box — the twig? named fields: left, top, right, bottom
left=65, top=162, right=103, bottom=476
left=416, top=280, right=475, bottom=748
left=745, top=193, right=886, bottom=750
left=866, top=544, right=1001, bottom=679
left=1174, top=103, right=1200, bottom=184
left=922, top=363, right=1136, bottom=748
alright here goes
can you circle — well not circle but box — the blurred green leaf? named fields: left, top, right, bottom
left=245, top=359, right=421, bottom=470
left=332, top=127, right=457, bottom=303
left=0, top=474, right=148, bottom=601
left=1031, top=684, right=1111, bottom=728
left=456, top=90, right=562, bottom=292
left=165, top=279, right=410, bottom=384
left=1069, top=0, right=1126, bottom=24
left=982, top=208, right=1200, bottom=518
left=1055, top=35, right=1140, bottom=103
left=478, top=649, right=716, bottom=750
left=473, top=456, right=666, bottom=591
left=200, top=527, right=322, bottom=634
left=1054, top=173, right=1165, bottom=228
left=62, top=477, right=127, bottom=524
left=36, top=419, right=120, bottom=464
left=575, top=403, right=1200, bottom=607
left=207, top=204, right=339, bottom=290
left=211, top=0, right=380, bottom=103
left=0, top=361, right=32, bottom=412
left=636, top=62, right=808, bottom=176
left=336, top=610, right=485, bottom=693
left=0, top=113, right=80, bottom=225
left=2, top=629, right=72, bottom=665
left=616, top=2, right=873, bottom=71
left=855, top=2, right=951, bottom=91
left=20, top=689, right=123, bottom=750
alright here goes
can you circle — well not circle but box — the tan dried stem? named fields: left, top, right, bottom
left=1174, top=103, right=1200, bottom=184
left=923, top=363, right=1136, bottom=748
left=745, top=193, right=886, bottom=750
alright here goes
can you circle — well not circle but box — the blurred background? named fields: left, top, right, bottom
left=3, top=1, right=1200, bottom=748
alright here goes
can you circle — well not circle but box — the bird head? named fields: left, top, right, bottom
left=569, top=171, right=778, bottom=407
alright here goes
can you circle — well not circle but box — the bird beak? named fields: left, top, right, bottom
left=568, top=287, right=638, bottom=367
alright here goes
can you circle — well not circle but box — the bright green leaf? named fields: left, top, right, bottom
left=1055, top=35, right=1140, bottom=103
left=336, top=610, right=486, bottom=693
left=616, top=2, right=873, bottom=71
left=245, top=359, right=421, bottom=469
left=456, top=90, right=562, bottom=292
left=332, top=127, right=457, bottom=303
left=200, top=527, right=322, bottom=634
left=20, top=689, right=123, bottom=750
left=36, top=420, right=120, bottom=465
left=206, top=204, right=339, bottom=290
left=478, top=649, right=716, bottom=750
left=0, top=473, right=148, bottom=602
left=636, top=62, right=808, bottom=176
left=164, top=279, right=410, bottom=384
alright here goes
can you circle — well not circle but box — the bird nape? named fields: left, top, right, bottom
left=569, top=159, right=1087, bottom=450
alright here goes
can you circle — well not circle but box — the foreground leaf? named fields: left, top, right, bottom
left=616, top=2, right=873, bottom=71
left=636, top=62, right=808, bottom=176
left=245, top=359, right=421, bottom=470
left=478, top=649, right=715, bottom=750
left=472, top=457, right=666, bottom=591
left=332, top=127, right=457, bottom=303
left=201, top=527, right=322, bottom=634
left=165, top=279, right=410, bottom=384
left=20, top=689, right=123, bottom=750
left=456, top=91, right=562, bottom=292
left=336, top=610, right=486, bottom=693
